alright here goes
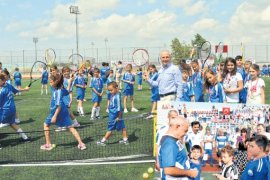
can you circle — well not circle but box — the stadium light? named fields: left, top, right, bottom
left=69, top=5, right=80, bottom=55
left=33, top=37, right=38, bottom=61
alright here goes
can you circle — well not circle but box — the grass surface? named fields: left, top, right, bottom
left=0, top=77, right=269, bottom=179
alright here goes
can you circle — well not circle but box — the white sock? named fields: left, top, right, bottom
left=41, top=89, right=43, bottom=95
left=77, top=106, right=80, bottom=113
left=123, top=137, right=128, bottom=141
left=45, top=89, right=48, bottom=95
left=91, top=107, right=96, bottom=118
left=101, top=138, right=106, bottom=142
left=16, top=128, right=28, bottom=139
left=96, top=106, right=100, bottom=117
left=79, top=107, right=84, bottom=115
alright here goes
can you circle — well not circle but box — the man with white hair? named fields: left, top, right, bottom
left=159, top=116, right=198, bottom=179
left=145, top=50, right=182, bottom=101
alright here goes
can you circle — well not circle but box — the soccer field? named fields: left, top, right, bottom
left=0, top=77, right=270, bottom=179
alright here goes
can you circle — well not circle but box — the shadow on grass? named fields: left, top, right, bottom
left=19, top=118, right=35, bottom=125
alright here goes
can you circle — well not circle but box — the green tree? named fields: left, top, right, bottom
left=191, top=33, right=206, bottom=47
left=171, top=38, right=182, bottom=64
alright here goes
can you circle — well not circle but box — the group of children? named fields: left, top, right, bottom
left=0, top=62, right=131, bottom=150
left=180, top=56, right=266, bottom=105
left=156, top=108, right=270, bottom=180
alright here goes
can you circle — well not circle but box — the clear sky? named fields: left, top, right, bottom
left=0, top=0, right=269, bottom=51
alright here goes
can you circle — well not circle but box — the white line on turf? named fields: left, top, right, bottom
left=0, top=160, right=155, bottom=167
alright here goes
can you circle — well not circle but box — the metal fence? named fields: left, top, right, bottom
left=1, top=44, right=269, bottom=73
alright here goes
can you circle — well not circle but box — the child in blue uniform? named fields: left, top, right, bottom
left=181, top=69, right=195, bottom=102
left=13, top=67, right=22, bottom=95
left=146, top=65, right=160, bottom=119
left=100, top=62, right=110, bottom=84
left=90, top=68, right=103, bottom=120
left=106, top=70, right=115, bottom=113
left=189, top=145, right=203, bottom=180
left=0, top=73, right=31, bottom=144
left=121, top=64, right=138, bottom=113
left=41, top=66, right=49, bottom=95
left=74, top=69, right=86, bottom=116
left=97, top=81, right=128, bottom=146
left=190, top=60, right=204, bottom=102
left=136, top=67, right=143, bottom=90
left=241, top=135, right=269, bottom=180
left=40, top=73, right=86, bottom=151
left=62, top=66, right=80, bottom=127
left=204, top=69, right=225, bottom=103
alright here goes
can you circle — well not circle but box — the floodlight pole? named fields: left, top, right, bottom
left=69, top=5, right=80, bottom=55
left=91, top=42, right=95, bottom=57
left=33, top=37, right=38, bottom=61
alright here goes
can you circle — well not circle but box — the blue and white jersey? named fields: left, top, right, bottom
left=180, top=81, right=194, bottom=102
left=100, top=66, right=110, bottom=81
left=108, top=93, right=123, bottom=121
left=215, top=135, right=228, bottom=149
left=74, top=75, right=85, bottom=90
left=189, top=160, right=202, bottom=180
left=137, top=71, right=143, bottom=84
left=62, top=78, right=73, bottom=106
left=50, top=88, right=69, bottom=110
left=207, top=82, right=225, bottom=103
left=0, top=83, right=19, bottom=115
left=150, top=72, right=160, bottom=101
left=90, top=77, right=103, bottom=93
left=13, top=71, right=22, bottom=81
left=241, top=157, right=270, bottom=180
left=159, top=135, right=190, bottom=180
left=190, top=72, right=204, bottom=102
left=122, top=72, right=135, bottom=90
left=41, top=70, right=49, bottom=80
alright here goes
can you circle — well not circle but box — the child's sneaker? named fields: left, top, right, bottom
left=146, top=114, right=154, bottom=119
left=96, top=140, right=106, bottom=146
left=96, top=116, right=101, bottom=120
left=124, top=108, right=128, bottom=113
left=73, top=122, right=80, bottom=127
left=119, top=139, right=129, bottom=145
left=61, top=127, right=67, bottom=131
left=131, top=108, right=139, bottom=112
left=40, top=144, right=55, bottom=151
left=21, top=137, right=31, bottom=143
left=55, top=127, right=62, bottom=132
left=77, top=144, right=87, bottom=150
left=90, top=117, right=95, bottom=121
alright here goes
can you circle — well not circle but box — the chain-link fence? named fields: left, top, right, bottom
left=1, top=44, right=269, bottom=73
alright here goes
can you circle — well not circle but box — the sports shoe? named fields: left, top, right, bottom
left=124, top=108, right=128, bottom=113
left=96, top=116, right=101, bottom=120
left=146, top=114, right=154, bottom=119
left=40, top=144, right=55, bottom=151
left=61, top=127, right=67, bottom=131
left=96, top=140, right=106, bottom=146
left=77, top=144, right=87, bottom=150
left=73, top=121, right=80, bottom=127
left=131, top=108, right=139, bottom=112
left=55, top=127, right=62, bottom=132
left=0, top=123, right=9, bottom=128
left=21, top=137, right=31, bottom=143
left=80, top=113, right=85, bottom=117
left=90, top=117, right=95, bottom=121
left=119, top=139, right=129, bottom=145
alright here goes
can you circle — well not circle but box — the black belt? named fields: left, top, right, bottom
left=159, top=92, right=176, bottom=97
